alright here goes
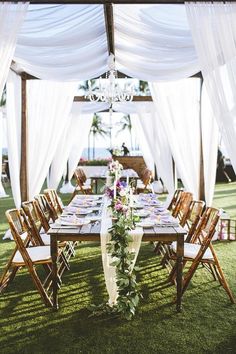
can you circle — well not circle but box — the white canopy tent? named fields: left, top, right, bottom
left=0, top=1, right=235, bottom=208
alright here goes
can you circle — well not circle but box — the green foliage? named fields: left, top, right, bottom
left=79, top=158, right=111, bottom=166
left=107, top=213, right=141, bottom=320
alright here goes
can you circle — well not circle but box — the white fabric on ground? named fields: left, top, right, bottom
left=100, top=197, right=143, bottom=305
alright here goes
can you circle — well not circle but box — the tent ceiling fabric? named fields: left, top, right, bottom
left=114, top=5, right=199, bottom=81
left=12, top=4, right=200, bottom=81
left=13, top=4, right=109, bottom=81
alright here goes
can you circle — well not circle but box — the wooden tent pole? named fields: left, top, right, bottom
left=20, top=74, right=28, bottom=202
left=199, top=74, right=205, bottom=202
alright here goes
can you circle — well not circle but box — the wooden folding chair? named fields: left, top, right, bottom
left=176, top=192, right=193, bottom=222
left=170, top=207, right=235, bottom=303
left=0, top=209, right=34, bottom=292
left=23, top=200, right=73, bottom=270
left=154, top=191, right=192, bottom=255
left=44, top=189, right=63, bottom=218
left=167, top=189, right=183, bottom=213
left=35, top=195, right=76, bottom=259
left=75, top=168, right=93, bottom=194
left=136, top=168, right=153, bottom=194
left=159, top=200, right=205, bottom=270
left=1, top=209, right=57, bottom=307
left=35, top=194, right=56, bottom=224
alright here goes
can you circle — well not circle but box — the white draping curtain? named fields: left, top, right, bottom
left=6, top=71, right=22, bottom=207
left=136, top=104, right=175, bottom=196
left=114, top=4, right=199, bottom=81
left=112, top=102, right=154, bottom=172
left=0, top=112, right=7, bottom=198
left=27, top=80, right=76, bottom=199
left=47, top=112, right=74, bottom=190
left=150, top=79, right=201, bottom=199
left=68, top=102, right=109, bottom=181
left=0, top=2, right=28, bottom=96
left=201, top=84, right=218, bottom=206
left=186, top=2, right=236, bottom=176
left=14, top=5, right=108, bottom=81
left=130, top=114, right=154, bottom=172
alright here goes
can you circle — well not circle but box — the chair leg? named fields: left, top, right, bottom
left=181, top=259, right=200, bottom=296
left=213, top=260, right=235, bottom=303
left=0, top=247, right=20, bottom=291
left=0, top=266, right=19, bottom=291
left=30, top=266, right=53, bottom=307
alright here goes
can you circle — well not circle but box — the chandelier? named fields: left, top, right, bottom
left=85, top=54, right=135, bottom=106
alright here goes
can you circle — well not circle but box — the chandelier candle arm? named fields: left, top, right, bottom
left=85, top=54, right=134, bottom=106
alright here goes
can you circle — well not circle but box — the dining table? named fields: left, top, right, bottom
left=48, top=195, right=186, bottom=312
left=89, top=169, right=139, bottom=193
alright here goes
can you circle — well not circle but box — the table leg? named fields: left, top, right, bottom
left=176, top=234, right=184, bottom=312
left=51, top=236, right=59, bottom=310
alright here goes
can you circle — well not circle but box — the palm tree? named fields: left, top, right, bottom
left=139, top=80, right=150, bottom=95
left=116, top=114, right=133, bottom=150
left=90, top=113, right=108, bottom=159
left=78, top=79, right=96, bottom=95
left=0, top=86, right=6, bottom=107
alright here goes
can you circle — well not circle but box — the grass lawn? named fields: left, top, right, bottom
left=0, top=182, right=236, bottom=354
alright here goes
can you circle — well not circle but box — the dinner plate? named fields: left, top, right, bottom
left=59, top=218, right=91, bottom=227
left=76, top=208, right=93, bottom=215
left=133, top=204, right=144, bottom=209
left=136, top=221, right=155, bottom=228
left=89, top=216, right=101, bottom=222
left=134, top=211, right=150, bottom=218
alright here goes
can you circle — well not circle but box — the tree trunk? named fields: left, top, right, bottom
left=93, top=133, right=95, bottom=159
left=88, top=133, right=90, bottom=160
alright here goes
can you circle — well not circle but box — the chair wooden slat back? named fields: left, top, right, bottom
left=168, top=189, right=184, bottom=214
left=44, top=189, right=63, bottom=217
left=141, top=168, right=153, bottom=188
left=183, top=200, right=205, bottom=242
left=172, top=191, right=193, bottom=219
left=177, top=192, right=193, bottom=221
left=191, top=207, right=220, bottom=245
left=73, top=168, right=92, bottom=195
left=22, top=200, right=44, bottom=246
left=35, top=194, right=56, bottom=225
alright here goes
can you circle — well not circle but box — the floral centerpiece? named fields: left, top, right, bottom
left=106, top=159, right=123, bottom=188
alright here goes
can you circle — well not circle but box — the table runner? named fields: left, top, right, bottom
left=100, top=197, right=143, bottom=305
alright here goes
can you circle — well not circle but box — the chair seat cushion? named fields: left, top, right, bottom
left=171, top=242, right=214, bottom=260
left=40, top=233, right=51, bottom=245
left=13, top=246, right=51, bottom=264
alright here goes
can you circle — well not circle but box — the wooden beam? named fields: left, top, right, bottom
left=20, top=76, right=29, bottom=202
left=74, top=95, right=153, bottom=102
left=104, top=4, right=115, bottom=55
left=199, top=76, right=205, bottom=202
